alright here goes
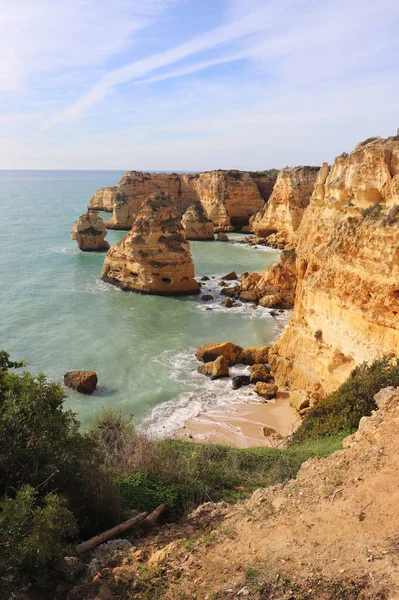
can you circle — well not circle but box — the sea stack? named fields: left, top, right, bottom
left=71, top=211, right=110, bottom=251
left=102, top=192, right=200, bottom=295
left=181, top=205, right=215, bottom=240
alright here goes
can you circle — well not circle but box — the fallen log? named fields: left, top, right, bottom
left=76, top=511, right=148, bottom=554
left=143, top=503, right=166, bottom=527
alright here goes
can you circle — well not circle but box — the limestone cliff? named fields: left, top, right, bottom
left=71, top=211, right=110, bottom=252
left=181, top=205, right=214, bottom=240
left=192, top=171, right=268, bottom=230
left=88, top=187, right=117, bottom=212
left=102, top=193, right=199, bottom=295
left=270, top=137, right=399, bottom=399
left=250, top=166, right=320, bottom=247
left=106, top=172, right=200, bottom=230
left=94, top=170, right=276, bottom=231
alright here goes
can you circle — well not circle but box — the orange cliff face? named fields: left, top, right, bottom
left=96, top=170, right=276, bottom=231
left=250, top=166, right=320, bottom=247
left=270, top=138, right=399, bottom=404
left=192, top=171, right=270, bottom=230
left=181, top=205, right=215, bottom=240
left=106, top=172, right=200, bottom=230
left=101, top=193, right=200, bottom=295
left=87, top=187, right=118, bottom=212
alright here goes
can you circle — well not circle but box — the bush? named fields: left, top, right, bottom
left=117, top=472, right=180, bottom=512
left=0, top=485, right=77, bottom=597
left=292, top=356, right=399, bottom=443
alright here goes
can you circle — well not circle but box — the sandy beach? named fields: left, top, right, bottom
left=176, top=391, right=300, bottom=448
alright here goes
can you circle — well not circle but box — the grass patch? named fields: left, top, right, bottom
left=96, top=416, right=346, bottom=514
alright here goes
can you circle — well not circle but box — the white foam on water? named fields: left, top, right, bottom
left=49, top=246, right=82, bottom=255
left=142, top=346, right=258, bottom=438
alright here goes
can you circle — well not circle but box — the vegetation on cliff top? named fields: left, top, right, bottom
left=1, top=350, right=397, bottom=597
left=293, top=356, right=399, bottom=443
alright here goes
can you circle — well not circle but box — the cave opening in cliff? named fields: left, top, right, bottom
left=230, top=216, right=250, bottom=230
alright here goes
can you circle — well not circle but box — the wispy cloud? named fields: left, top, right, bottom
left=41, top=3, right=282, bottom=129
left=0, top=0, right=178, bottom=91
left=1, top=0, right=399, bottom=169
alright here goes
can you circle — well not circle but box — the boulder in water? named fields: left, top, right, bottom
left=64, top=371, right=98, bottom=394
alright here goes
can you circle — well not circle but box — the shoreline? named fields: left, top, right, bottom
left=175, top=391, right=300, bottom=448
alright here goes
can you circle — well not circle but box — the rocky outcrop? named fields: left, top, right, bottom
left=191, top=171, right=267, bottom=230
left=196, top=342, right=243, bottom=364
left=198, top=356, right=229, bottom=379
left=88, top=187, right=117, bottom=212
left=250, top=166, right=320, bottom=247
left=64, top=371, right=98, bottom=394
left=181, top=205, right=214, bottom=240
left=101, top=193, right=199, bottom=295
left=92, top=170, right=277, bottom=231
left=106, top=172, right=200, bottom=230
left=70, top=212, right=110, bottom=252
left=222, top=250, right=297, bottom=308
left=270, top=137, right=399, bottom=399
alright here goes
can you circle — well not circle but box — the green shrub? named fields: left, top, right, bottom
left=292, top=356, right=399, bottom=443
left=0, top=485, right=77, bottom=597
left=117, top=471, right=180, bottom=512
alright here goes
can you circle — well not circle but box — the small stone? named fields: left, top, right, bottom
left=217, top=232, right=229, bottom=241
left=221, top=286, right=240, bottom=298
left=239, top=290, right=258, bottom=303
left=221, top=298, right=234, bottom=308
left=200, top=275, right=210, bottom=281
left=222, top=271, right=238, bottom=280
left=254, top=382, right=278, bottom=399
left=201, top=294, right=214, bottom=301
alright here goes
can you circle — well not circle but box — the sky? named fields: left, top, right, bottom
left=1, top=0, right=399, bottom=170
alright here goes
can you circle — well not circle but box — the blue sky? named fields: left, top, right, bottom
left=1, top=0, right=399, bottom=170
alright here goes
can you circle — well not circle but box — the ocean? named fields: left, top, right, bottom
left=0, top=170, right=284, bottom=434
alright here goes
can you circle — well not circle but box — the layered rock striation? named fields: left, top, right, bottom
left=102, top=193, right=199, bottom=295
left=91, top=170, right=277, bottom=231
left=181, top=205, right=214, bottom=240
left=70, top=212, right=110, bottom=251
left=270, top=137, right=399, bottom=400
left=88, top=187, right=117, bottom=212
left=106, top=172, right=200, bottom=230
left=250, top=166, right=320, bottom=247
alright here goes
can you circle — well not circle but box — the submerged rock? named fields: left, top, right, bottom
left=182, top=204, right=215, bottom=240
left=232, top=375, right=251, bottom=389
left=71, top=211, right=110, bottom=252
left=102, top=193, right=200, bottom=295
left=64, top=371, right=98, bottom=394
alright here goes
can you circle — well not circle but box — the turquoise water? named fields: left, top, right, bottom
left=0, top=170, right=283, bottom=433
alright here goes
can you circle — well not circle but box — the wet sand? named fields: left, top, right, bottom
left=176, top=392, right=300, bottom=448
